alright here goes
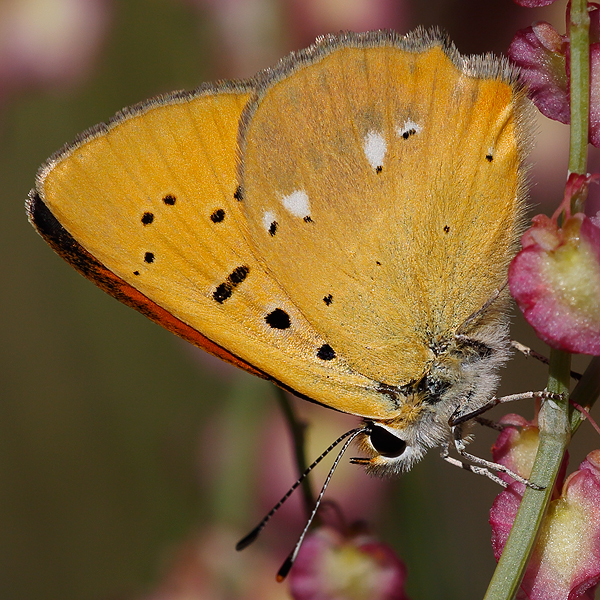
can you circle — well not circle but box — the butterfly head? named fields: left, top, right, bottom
left=353, top=325, right=510, bottom=476
left=354, top=410, right=450, bottom=476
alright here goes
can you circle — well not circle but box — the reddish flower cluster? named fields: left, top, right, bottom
left=490, top=415, right=600, bottom=600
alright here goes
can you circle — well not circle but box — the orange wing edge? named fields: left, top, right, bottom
left=26, top=191, right=269, bottom=380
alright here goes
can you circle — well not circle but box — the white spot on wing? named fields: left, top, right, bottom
left=363, top=131, right=387, bottom=170
left=281, top=190, right=311, bottom=219
left=263, top=210, right=276, bottom=231
left=397, top=119, right=422, bottom=138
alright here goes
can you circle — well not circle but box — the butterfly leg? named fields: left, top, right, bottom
left=450, top=424, right=543, bottom=490
left=440, top=444, right=507, bottom=487
left=450, top=390, right=564, bottom=427
left=511, top=341, right=582, bottom=380
left=511, top=340, right=549, bottom=363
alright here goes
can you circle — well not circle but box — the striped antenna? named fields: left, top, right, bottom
left=275, top=427, right=367, bottom=581
left=236, top=426, right=367, bottom=559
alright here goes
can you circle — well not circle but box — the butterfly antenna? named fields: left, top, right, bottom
left=276, top=426, right=367, bottom=581
left=236, top=426, right=366, bottom=552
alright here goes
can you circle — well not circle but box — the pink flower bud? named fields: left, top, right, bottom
left=508, top=6, right=600, bottom=147
left=492, top=414, right=542, bottom=485
left=289, top=525, right=410, bottom=600
left=509, top=174, right=600, bottom=355
left=508, top=23, right=569, bottom=125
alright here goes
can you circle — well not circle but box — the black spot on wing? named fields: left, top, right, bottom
left=163, top=194, right=176, bottom=205
left=317, top=344, right=335, bottom=360
left=443, top=225, right=450, bottom=233
left=144, top=252, right=154, bottom=264
left=133, top=270, right=140, bottom=276
left=323, top=294, right=333, bottom=306
left=265, top=308, right=291, bottom=330
left=213, top=283, right=232, bottom=303
left=27, top=193, right=273, bottom=381
left=213, top=265, right=250, bottom=304
left=210, top=208, right=225, bottom=223
left=234, top=186, right=243, bottom=201
left=303, top=216, right=313, bottom=223
left=486, top=154, right=493, bottom=162
left=141, top=212, right=154, bottom=225
left=401, top=128, right=417, bottom=139
left=269, top=221, right=278, bottom=236
left=229, top=265, right=249, bottom=285
left=375, top=165, right=383, bottom=174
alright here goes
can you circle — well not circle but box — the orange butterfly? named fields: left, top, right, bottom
left=28, top=28, right=533, bottom=479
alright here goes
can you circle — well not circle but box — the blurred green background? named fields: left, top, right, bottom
left=1, top=1, right=596, bottom=599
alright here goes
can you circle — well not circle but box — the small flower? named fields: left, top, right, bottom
left=491, top=414, right=545, bottom=485
left=489, top=415, right=569, bottom=565
left=508, top=6, right=600, bottom=147
left=490, top=450, right=600, bottom=600
left=508, top=22, right=569, bottom=124
left=509, top=173, right=600, bottom=355
left=289, top=524, right=410, bottom=600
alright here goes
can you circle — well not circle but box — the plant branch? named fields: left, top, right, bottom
left=274, top=385, right=316, bottom=517
left=484, top=1, right=589, bottom=598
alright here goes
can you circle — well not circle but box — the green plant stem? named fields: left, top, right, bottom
left=566, top=0, right=596, bottom=430
left=274, top=385, right=316, bottom=517
left=571, top=356, right=600, bottom=433
left=484, top=2, right=589, bottom=598
left=569, top=0, right=591, bottom=181
left=484, top=352, right=571, bottom=600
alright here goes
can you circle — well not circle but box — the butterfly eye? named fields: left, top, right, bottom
left=368, top=426, right=407, bottom=458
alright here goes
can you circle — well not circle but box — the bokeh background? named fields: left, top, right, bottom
left=2, top=1, right=598, bottom=599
